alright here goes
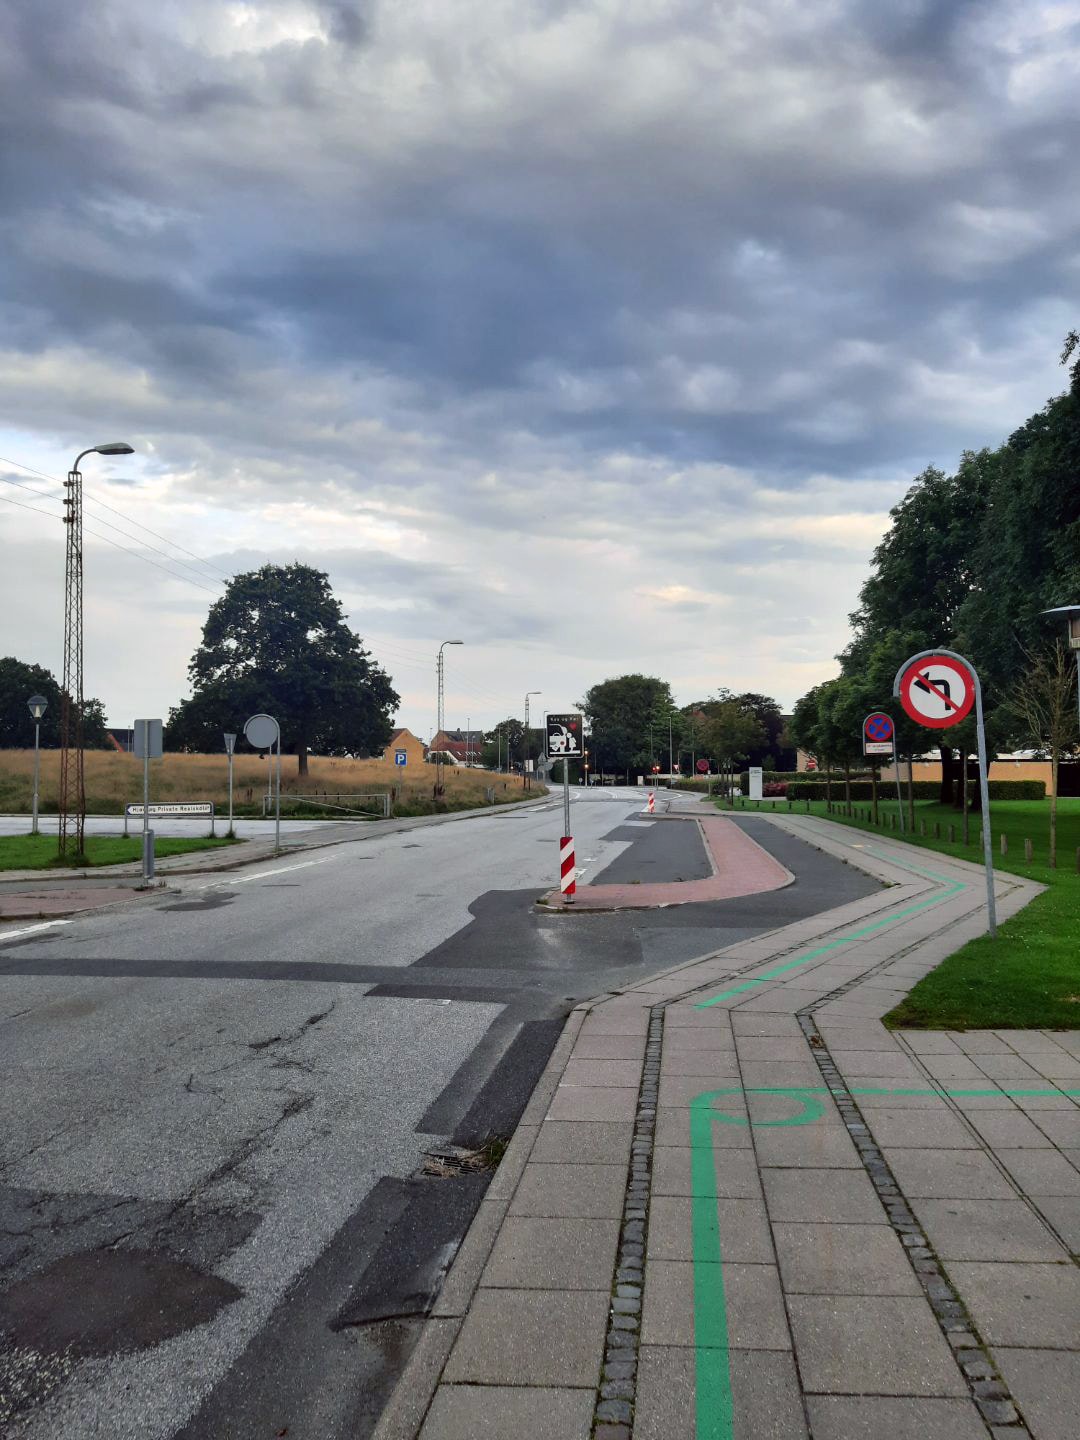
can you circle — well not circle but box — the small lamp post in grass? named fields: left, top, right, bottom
left=27, top=694, right=48, bottom=836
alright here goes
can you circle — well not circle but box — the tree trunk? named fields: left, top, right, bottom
left=844, top=760, right=851, bottom=813
left=906, top=756, right=915, bottom=832
left=871, top=764, right=879, bottom=825
left=298, top=740, right=309, bottom=777
left=939, top=745, right=954, bottom=806
left=1050, top=753, right=1058, bottom=869
left=825, top=760, right=832, bottom=807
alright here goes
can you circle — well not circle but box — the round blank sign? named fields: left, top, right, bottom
left=244, top=713, right=280, bottom=749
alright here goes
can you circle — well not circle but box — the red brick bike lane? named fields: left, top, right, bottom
left=546, top=815, right=793, bottom=911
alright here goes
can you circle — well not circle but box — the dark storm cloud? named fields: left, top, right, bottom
left=1, top=0, right=1078, bottom=728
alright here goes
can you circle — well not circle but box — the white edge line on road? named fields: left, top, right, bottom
left=194, top=856, right=338, bottom=891
left=0, top=920, right=72, bottom=945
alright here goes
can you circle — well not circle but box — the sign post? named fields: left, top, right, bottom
left=547, top=712, right=583, bottom=903
left=244, top=713, right=282, bottom=854
left=133, top=718, right=163, bottom=884
left=224, top=732, right=236, bottom=836
left=895, top=649, right=995, bottom=937
left=862, top=711, right=903, bottom=833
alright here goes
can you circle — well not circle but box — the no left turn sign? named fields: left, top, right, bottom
left=897, top=652, right=976, bottom=729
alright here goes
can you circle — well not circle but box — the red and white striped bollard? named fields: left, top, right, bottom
left=560, top=835, right=575, bottom=903
left=647, top=790, right=655, bottom=814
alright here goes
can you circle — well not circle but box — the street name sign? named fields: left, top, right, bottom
left=545, top=713, right=583, bottom=758
left=897, top=653, right=976, bottom=729
left=862, top=712, right=895, bottom=756
left=126, top=803, right=214, bottom=818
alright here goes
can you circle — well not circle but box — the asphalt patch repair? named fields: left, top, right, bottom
left=0, top=1248, right=241, bottom=1357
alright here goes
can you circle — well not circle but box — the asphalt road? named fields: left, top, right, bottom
left=0, top=789, right=878, bottom=1438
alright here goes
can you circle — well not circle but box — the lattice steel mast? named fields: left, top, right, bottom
left=58, top=443, right=134, bottom=858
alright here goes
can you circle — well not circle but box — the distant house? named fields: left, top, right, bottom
left=430, top=729, right=486, bottom=765
left=382, top=727, right=427, bottom=767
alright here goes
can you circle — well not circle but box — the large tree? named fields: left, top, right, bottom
left=0, top=656, right=109, bottom=749
left=168, top=564, right=398, bottom=774
left=582, top=674, right=675, bottom=775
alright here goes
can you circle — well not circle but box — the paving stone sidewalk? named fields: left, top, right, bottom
left=374, top=815, right=1079, bottom=1440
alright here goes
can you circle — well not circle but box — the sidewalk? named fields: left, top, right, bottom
left=375, top=815, right=1078, bottom=1440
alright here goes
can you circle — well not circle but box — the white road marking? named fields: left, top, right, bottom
left=194, top=856, right=338, bottom=890
left=0, top=920, right=72, bottom=946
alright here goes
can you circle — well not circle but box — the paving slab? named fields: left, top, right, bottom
left=529, top=1119, right=634, bottom=1165
left=912, top=1197, right=1069, bottom=1262
left=635, top=1345, right=808, bottom=1440
left=788, top=1294, right=968, bottom=1396
left=881, top=1147, right=1017, bottom=1199
left=641, top=1260, right=790, bottom=1350
left=481, top=1216, right=619, bottom=1289
left=946, top=1262, right=1080, bottom=1347
left=647, top=1195, right=773, bottom=1264
left=419, top=1385, right=594, bottom=1440
left=762, top=1167, right=886, bottom=1224
left=443, top=1288, right=608, bottom=1387
left=996, top=1147, right=1080, bottom=1196
left=772, top=1222, right=921, bottom=1296
left=805, top=1395, right=989, bottom=1440
left=508, top=1161, right=627, bottom=1218
left=991, top=1348, right=1080, bottom=1440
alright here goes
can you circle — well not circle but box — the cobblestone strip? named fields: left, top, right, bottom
left=592, top=1004, right=665, bottom=1440
left=796, top=1011, right=1032, bottom=1435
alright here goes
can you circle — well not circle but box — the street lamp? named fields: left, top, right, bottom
left=59, top=441, right=134, bottom=858
left=524, top=691, right=541, bottom=788
left=27, top=694, right=48, bottom=836
left=1041, top=604, right=1080, bottom=739
left=436, top=641, right=463, bottom=796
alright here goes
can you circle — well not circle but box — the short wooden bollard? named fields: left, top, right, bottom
left=934, top=822, right=941, bottom=839
left=1024, top=838, right=1033, bottom=863
left=948, top=825, right=955, bottom=844
left=919, top=819, right=926, bottom=837
left=1001, top=833, right=1008, bottom=856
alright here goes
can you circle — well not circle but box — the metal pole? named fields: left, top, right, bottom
left=894, top=751, right=905, bottom=832
left=973, top=672, right=997, bottom=937
left=668, top=712, right=673, bottom=781
left=228, top=752, right=234, bottom=836
left=563, top=756, right=571, bottom=837
left=141, top=720, right=154, bottom=884
left=32, top=721, right=41, bottom=836
left=275, top=732, right=282, bottom=853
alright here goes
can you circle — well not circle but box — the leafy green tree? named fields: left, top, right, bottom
left=0, top=656, right=109, bottom=748
left=480, top=718, right=527, bottom=769
left=582, top=674, right=675, bottom=775
left=700, top=698, right=765, bottom=772
left=168, top=564, right=398, bottom=774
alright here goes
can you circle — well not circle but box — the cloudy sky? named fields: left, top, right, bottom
left=1, top=0, right=1077, bottom=740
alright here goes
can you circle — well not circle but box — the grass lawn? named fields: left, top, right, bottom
left=0, top=834, right=241, bottom=871
left=718, top=795, right=1080, bottom=1030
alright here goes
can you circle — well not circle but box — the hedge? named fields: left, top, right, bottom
left=784, top=779, right=1045, bottom=802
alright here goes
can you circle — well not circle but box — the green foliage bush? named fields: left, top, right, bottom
left=785, top=778, right=1045, bottom=801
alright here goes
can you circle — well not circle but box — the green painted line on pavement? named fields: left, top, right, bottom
left=689, top=1071, right=1079, bottom=1436
left=695, top=849, right=965, bottom=1009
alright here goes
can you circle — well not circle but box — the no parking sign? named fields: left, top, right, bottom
left=862, top=712, right=895, bottom=756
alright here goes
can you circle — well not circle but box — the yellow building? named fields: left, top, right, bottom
left=382, top=727, right=427, bottom=767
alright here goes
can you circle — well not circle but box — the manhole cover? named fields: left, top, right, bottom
left=0, top=1250, right=242, bottom=1357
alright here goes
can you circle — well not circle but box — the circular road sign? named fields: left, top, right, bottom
left=696, top=759, right=710, bottom=774
left=897, top=654, right=975, bottom=729
left=244, top=712, right=280, bottom=750
left=864, top=712, right=894, bottom=743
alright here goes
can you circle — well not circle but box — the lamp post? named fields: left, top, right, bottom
left=436, top=641, right=463, bottom=797
left=58, top=441, right=134, bottom=858
left=27, top=695, right=48, bottom=836
left=524, top=691, right=541, bottom=788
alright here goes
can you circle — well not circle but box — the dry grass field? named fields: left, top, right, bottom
left=0, top=750, right=542, bottom=817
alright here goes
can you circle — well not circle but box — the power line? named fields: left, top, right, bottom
left=0, top=453, right=232, bottom=585
left=0, top=491, right=222, bottom=596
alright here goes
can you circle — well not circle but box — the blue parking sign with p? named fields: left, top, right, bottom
left=394, top=749, right=408, bottom=767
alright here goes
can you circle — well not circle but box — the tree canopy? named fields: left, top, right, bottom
left=0, top=656, right=109, bottom=749
left=582, top=674, right=676, bottom=775
left=795, top=331, right=1080, bottom=794
left=167, top=563, right=398, bottom=773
